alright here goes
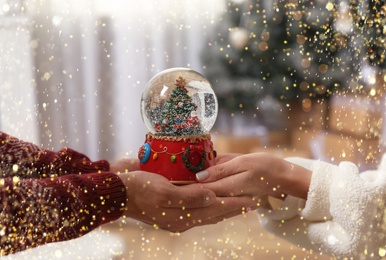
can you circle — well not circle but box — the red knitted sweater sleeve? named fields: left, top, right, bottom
left=0, top=132, right=127, bottom=255
left=0, top=132, right=110, bottom=178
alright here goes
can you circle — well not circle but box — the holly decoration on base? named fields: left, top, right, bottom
left=138, top=68, right=218, bottom=184
left=182, top=145, right=207, bottom=172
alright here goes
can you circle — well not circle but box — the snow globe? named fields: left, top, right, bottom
left=138, top=68, right=218, bottom=184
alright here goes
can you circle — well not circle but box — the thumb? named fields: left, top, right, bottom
left=196, top=158, right=241, bottom=182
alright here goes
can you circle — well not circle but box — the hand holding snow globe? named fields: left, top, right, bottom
left=138, top=68, right=218, bottom=184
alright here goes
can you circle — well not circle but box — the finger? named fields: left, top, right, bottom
left=157, top=196, right=257, bottom=232
left=179, top=196, right=259, bottom=231
left=195, top=205, right=258, bottom=227
left=215, top=153, right=241, bottom=164
left=196, top=157, right=243, bottom=182
left=210, top=196, right=259, bottom=217
left=196, top=172, right=255, bottom=197
left=173, top=208, right=249, bottom=233
left=164, top=186, right=216, bottom=209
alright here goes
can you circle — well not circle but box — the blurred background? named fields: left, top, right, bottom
left=1, top=0, right=386, bottom=169
left=1, top=0, right=386, bottom=258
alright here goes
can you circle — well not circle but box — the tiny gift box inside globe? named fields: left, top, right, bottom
left=138, top=68, right=218, bottom=184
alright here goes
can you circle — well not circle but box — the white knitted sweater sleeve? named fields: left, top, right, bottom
left=257, top=155, right=386, bottom=258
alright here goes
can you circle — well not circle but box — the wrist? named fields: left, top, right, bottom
left=281, top=160, right=312, bottom=200
left=110, top=158, right=140, bottom=173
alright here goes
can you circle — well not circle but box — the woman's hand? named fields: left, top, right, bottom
left=117, top=170, right=256, bottom=233
left=194, top=153, right=312, bottom=200
left=214, top=153, right=240, bottom=164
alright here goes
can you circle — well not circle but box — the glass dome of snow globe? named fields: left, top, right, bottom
left=140, top=68, right=218, bottom=137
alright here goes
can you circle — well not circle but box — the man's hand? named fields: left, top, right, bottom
left=117, top=171, right=256, bottom=232
left=110, top=158, right=140, bottom=173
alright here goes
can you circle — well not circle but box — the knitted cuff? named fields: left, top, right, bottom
left=37, top=147, right=110, bottom=176
left=79, top=172, right=127, bottom=224
left=61, top=147, right=110, bottom=173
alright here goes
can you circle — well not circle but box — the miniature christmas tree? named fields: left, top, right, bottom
left=153, top=76, right=204, bottom=136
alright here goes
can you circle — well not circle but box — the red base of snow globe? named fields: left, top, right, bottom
left=138, top=133, right=217, bottom=184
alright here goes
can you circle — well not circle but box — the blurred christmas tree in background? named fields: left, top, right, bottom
left=201, top=0, right=386, bottom=131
